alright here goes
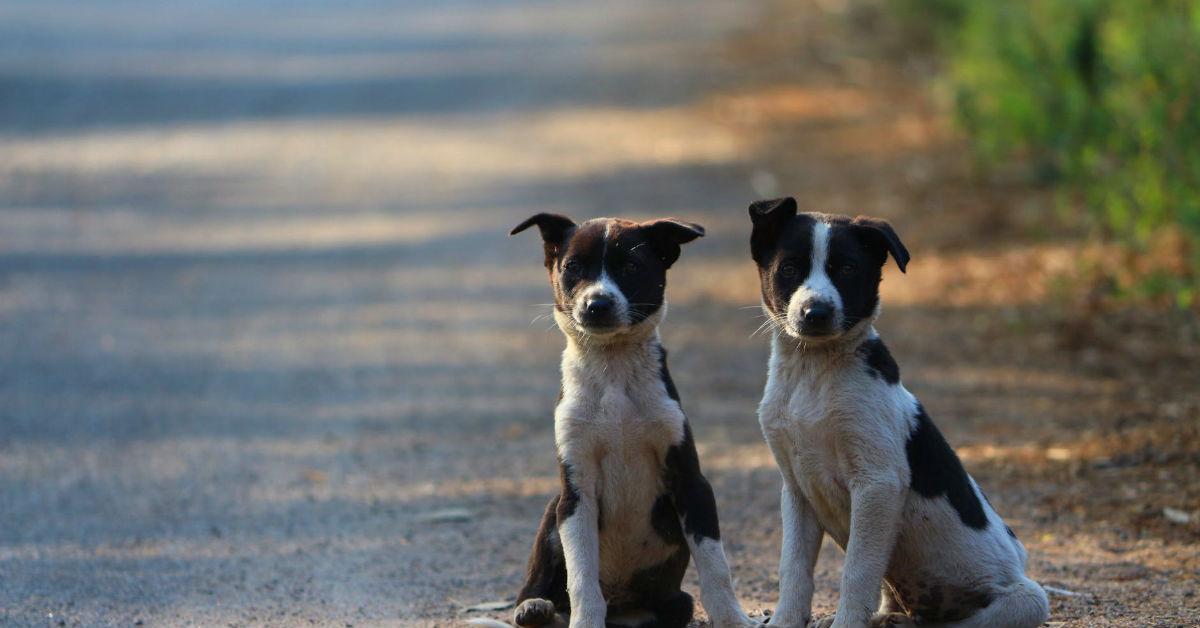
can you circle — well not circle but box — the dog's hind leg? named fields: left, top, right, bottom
left=923, top=577, right=1048, bottom=628
left=514, top=496, right=570, bottom=628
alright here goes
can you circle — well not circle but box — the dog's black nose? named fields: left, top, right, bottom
left=586, top=296, right=614, bottom=317
left=802, top=303, right=833, bottom=325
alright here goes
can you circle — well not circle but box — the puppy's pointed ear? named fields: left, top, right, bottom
left=510, top=213, right=576, bottom=269
left=749, top=197, right=797, bottom=264
left=510, top=212, right=575, bottom=238
left=851, top=215, right=910, bottom=273
left=641, top=219, right=705, bottom=269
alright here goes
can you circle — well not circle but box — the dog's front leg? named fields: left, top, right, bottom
left=667, top=438, right=760, bottom=628
left=770, top=482, right=824, bottom=628
left=829, top=481, right=905, bottom=628
left=675, top=477, right=760, bottom=628
left=556, top=484, right=605, bottom=628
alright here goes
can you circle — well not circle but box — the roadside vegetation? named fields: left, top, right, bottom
left=898, top=0, right=1200, bottom=308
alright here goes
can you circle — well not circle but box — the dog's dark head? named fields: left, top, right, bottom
left=512, top=214, right=704, bottom=338
left=749, top=197, right=909, bottom=343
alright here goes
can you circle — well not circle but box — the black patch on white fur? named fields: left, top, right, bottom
left=664, top=423, right=721, bottom=543
left=906, top=406, right=988, bottom=530
left=650, top=494, right=685, bottom=545
left=751, top=212, right=816, bottom=320
left=657, top=344, right=680, bottom=403
left=552, top=220, right=606, bottom=315
left=602, top=223, right=665, bottom=326
left=857, top=337, right=900, bottom=384
left=889, top=578, right=994, bottom=624
left=629, top=503, right=690, bottom=605
left=556, top=459, right=579, bottom=520
left=601, top=220, right=698, bottom=325
left=614, top=501, right=691, bottom=624
left=825, top=221, right=889, bottom=331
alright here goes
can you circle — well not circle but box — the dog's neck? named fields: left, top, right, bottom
left=561, top=328, right=663, bottom=378
left=768, top=323, right=877, bottom=383
left=555, top=311, right=666, bottom=390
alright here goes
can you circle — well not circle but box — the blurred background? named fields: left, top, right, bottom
left=0, top=1, right=1196, bottom=627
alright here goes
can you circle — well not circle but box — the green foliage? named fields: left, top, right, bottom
left=902, top=0, right=1200, bottom=307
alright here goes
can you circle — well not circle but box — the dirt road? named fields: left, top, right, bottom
left=2, top=1, right=1196, bottom=627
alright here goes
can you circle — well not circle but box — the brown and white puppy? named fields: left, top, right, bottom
left=748, top=197, right=1049, bottom=628
left=485, top=214, right=760, bottom=628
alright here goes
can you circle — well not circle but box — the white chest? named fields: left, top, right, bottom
left=554, top=340, right=685, bottom=459
left=758, top=341, right=916, bottom=545
left=760, top=369, right=853, bottom=538
left=555, top=375, right=685, bottom=493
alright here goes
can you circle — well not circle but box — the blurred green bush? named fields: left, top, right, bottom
left=899, top=0, right=1200, bottom=307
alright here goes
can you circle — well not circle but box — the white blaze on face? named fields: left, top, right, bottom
left=786, top=221, right=843, bottom=331
left=577, top=271, right=629, bottom=322
left=574, top=221, right=630, bottom=328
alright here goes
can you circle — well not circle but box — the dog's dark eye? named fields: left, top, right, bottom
left=838, top=262, right=857, bottom=275
left=779, top=262, right=798, bottom=277
left=563, top=260, right=581, bottom=274
left=623, top=261, right=640, bottom=275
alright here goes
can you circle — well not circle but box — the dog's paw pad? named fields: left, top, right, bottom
left=513, top=598, right=557, bottom=628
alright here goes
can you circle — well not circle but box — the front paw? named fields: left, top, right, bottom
left=513, top=598, right=556, bottom=628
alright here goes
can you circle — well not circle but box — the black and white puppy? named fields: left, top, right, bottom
left=748, top=198, right=1049, bottom=628
left=494, top=214, right=760, bottom=628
